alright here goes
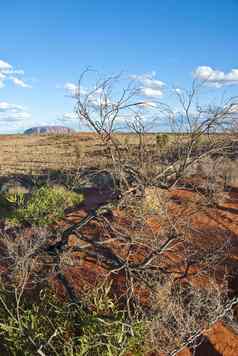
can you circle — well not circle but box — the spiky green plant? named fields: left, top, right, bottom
left=7, top=185, right=84, bottom=226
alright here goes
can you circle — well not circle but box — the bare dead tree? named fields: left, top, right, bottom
left=156, top=82, right=238, bottom=187
left=73, top=70, right=238, bottom=195
left=73, top=70, right=170, bottom=191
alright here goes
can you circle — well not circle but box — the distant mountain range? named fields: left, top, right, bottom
left=24, top=126, right=75, bottom=135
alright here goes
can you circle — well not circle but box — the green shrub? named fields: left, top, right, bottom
left=0, top=284, right=145, bottom=356
left=7, top=185, right=84, bottom=226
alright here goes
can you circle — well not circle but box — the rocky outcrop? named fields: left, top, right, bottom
left=24, top=126, right=75, bottom=135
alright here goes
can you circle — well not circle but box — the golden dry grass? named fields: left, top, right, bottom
left=0, top=131, right=229, bottom=176
left=0, top=132, right=159, bottom=175
left=0, top=133, right=100, bottom=175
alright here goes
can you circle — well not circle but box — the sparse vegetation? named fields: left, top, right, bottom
left=0, top=74, right=238, bottom=355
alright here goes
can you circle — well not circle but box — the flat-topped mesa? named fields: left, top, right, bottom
left=24, top=126, right=75, bottom=135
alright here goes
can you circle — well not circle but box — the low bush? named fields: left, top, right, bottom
left=6, top=185, right=84, bottom=226
left=0, top=283, right=144, bottom=356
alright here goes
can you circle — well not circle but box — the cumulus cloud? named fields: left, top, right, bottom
left=0, top=71, right=6, bottom=88
left=0, top=59, right=31, bottom=89
left=0, top=60, right=12, bottom=72
left=64, top=82, right=91, bottom=97
left=10, top=77, right=32, bottom=88
left=229, top=104, right=238, bottom=113
left=65, top=83, right=77, bottom=91
left=62, top=73, right=163, bottom=130
left=0, top=101, right=31, bottom=122
left=64, top=82, right=79, bottom=95
left=0, top=102, right=24, bottom=111
left=193, top=66, right=238, bottom=87
left=130, top=72, right=165, bottom=98
left=140, top=87, right=163, bottom=98
left=64, top=83, right=111, bottom=112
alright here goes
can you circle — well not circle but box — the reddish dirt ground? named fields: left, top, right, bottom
left=53, top=183, right=238, bottom=355
left=178, top=321, right=238, bottom=356
left=145, top=186, right=238, bottom=355
left=1, top=178, right=238, bottom=355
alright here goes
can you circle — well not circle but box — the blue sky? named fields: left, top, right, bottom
left=0, top=0, right=237, bottom=133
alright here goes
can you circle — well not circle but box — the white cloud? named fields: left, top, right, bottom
left=64, top=82, right=78, bottom=92
left=0, top=72, right=6, bottom=88
left=4, top=112, right=31, bottom=122
left=229, top=104, right=238, bottom=113
left=10, top=76, right=32, bottom=88
left=222, top=103, right=238, bottom=120
left=64, top=82, right=90, bottom=97
left=0, top=60, right=12, bottom=72
left=0, top=59, right=31, bottom=89
left=138, top=101, right=158, bottom=108
left=0, top=101, right=31, bottom=123
left=130, top=72, right=165, bottom=98
left=193, top=66, right=238, bottom=87
left=140, top=87, right=163, bottom=98
left=64, top=83, right=111, bottom=112
left=174, top=88, right=182, bottom=94
left=0, top=102, right=25, bottom=111
left=64, top=82, right=80, bottom=96
left=13, top=69, right=25, bottom=75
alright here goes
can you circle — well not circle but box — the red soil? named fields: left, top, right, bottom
left=52, top=183, right=238, bottom=355
left=1, top=178, right=238, bottom=354
left=178, top=321, right=238, bottom=356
